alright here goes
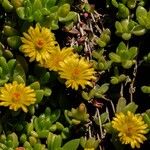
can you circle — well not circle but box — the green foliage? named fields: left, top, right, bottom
left=116, top=97, right=138, bottom=113
left=14, top=0, right=77, bottom=30
left=80, top=137, right=100, bottom=150
left=141, top=86, right=150, bottom=93
left=96, top=29, right=111, bottom=48
left=1, top=0, right=150, bottom=149
left=115, top=19, right=146, bottom=40
left=111, top=74, right=127, bottom=84
left=0, top=56, right=17, bottom=85
left=0, top=133, right=19, bottom=149
left=64, top=103, right=90, bottom=125
left=136, top=6, right=150, bottom=29
left=82, top=83, right=109, bottom=101
left=94, top=112, right=109, bottom=125
left=92, top=50, right=112, bottom=71
left=109, top=41, right=138, bottom=69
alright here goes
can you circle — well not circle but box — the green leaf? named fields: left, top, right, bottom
left=13, top=63, right=26, bottom=82
left=50, top=109, right=61, bottom=123
left=136, top=6, right=147, bottom=18
left=33, top=10, right=43, bottom=22
left=3, top=25, right=18, bottom=36
left=103, top=122, right=115, bottom=134
left=119, top=51, right=129, bottom=60
left=115, top=21, right=123, bottom=33
left=111, top=0, right=118, bottom=7
left=136, top=6, right=147, bottom=26
left=117, top=4, right=129, bottom=19
left=82, top=91, right=90, bottom=101
left=57, top=4, right=70, bottom=17
left=32, top=0, right=42, bottom=11
left=122, top=60, right=134, bottom=69
left=59, top=11, right=77, bottom=22
left=96, top=39, right=107, bottom=47
left=46, top=0, right=57, bottom=9
left=40, top=72, right=50, bottom=85
left=16, top=7, right=25, bottom=19
left=121, top=19, right=129, bottom=32
left=116, top=97, right=126, bottom=113
left=7, top=133, right=19, bottom=148
left=37, top=130, right=49, bottom=138
left=98, top=83, right=109, bottom=94
left=0, top=57, right=9, bottom=74
left=7, top=36, right=21, bottom=49
left=111, top=76, right=119, bottom=84
left=35, top=90, right=44, bottom=103
left=127, top=0, right=136, bottom=9
left=128, top=47, right=138, bottom=59
left=109, top=53, right=121, bottom=63
left=122, top=102, right=138, bottom=114
left=16, top=55, right=28, bottom=73
left=116, top=42, right=127, bottom=54
left=128, top=20, right=137, bottom=31
left=47, top=132, right=62, bottom=150
left=94, top=112, right=108, bottom=125
left=13, top=75, right=25, bottom=83
left=62, top=139, right=80, bottom=150
left=143, top=113, right=150, bottom=128
left=7, top=59, right=17, bottom=78
left=30, top=81, right=40, bottom=90
left=141, top=86, right=150, bottom=93
left=44, top=88, right=52, bottom=96
left=122, top=33, right=131, bottom=40
left=132, top=25, right=146, bottom=36
left=2, top=0, right=13, bottom=12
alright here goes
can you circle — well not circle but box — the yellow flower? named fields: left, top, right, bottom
left=59, top=55, right=96, bottom=90
left=43, top=47, right=74, bottom=71
left=0, top=81, right=36, bottom=112
left=112, top=111, right=148, bottom=149
left=20, top=24, right=59, bottom=64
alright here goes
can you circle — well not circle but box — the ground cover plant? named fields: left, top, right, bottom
left=0, top=0, right=150, bottom=149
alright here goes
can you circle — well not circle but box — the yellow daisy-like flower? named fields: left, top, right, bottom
left=0, top=81, right=36, bottom=112
left=20, top=24, right=59, bottom=64
left=112, top=111, right=148, bottom=149
left=43, top=47, right=74, bottom=71
left=59, top=55, right=96, bottom=90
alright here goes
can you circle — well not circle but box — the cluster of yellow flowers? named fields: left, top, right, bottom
left=0, top=81, right=36, bottom=112
left=112, top=111, right=148, bottom=149
left=20, top=24, right=96, bottom=90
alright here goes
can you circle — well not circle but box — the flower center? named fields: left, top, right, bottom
left=72, top=68, right=80, bottom=80
left=12, top=92, right=21, bottom=102
left=124, top=123, right=134, bottom=137
left=54, top=56, right=62, bottom=65
left=35, top=38, right=45, bottom=49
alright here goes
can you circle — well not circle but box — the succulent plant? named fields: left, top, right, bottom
left=80, top=137, right=100, bottom=150
left=0, top=133, right=19, bottom=149
left=82, top=83, right=109, bottom=101
left=136, top=6, right=150, bottom=30
left=64, top=103, right=90, bottom=125
left=96, top=29, right=111, bottom=48
left=14, top=0, right=77, bottom=30
left=0, top=56, right=17, bottom=85
left=1, top=0, right=150, bottom=149
left=92, top=50, right=112, bottom=71
left=109, top=41, right=138, bottom=69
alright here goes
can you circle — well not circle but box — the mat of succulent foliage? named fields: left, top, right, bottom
left=0, top=0, right=150, bottom=150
